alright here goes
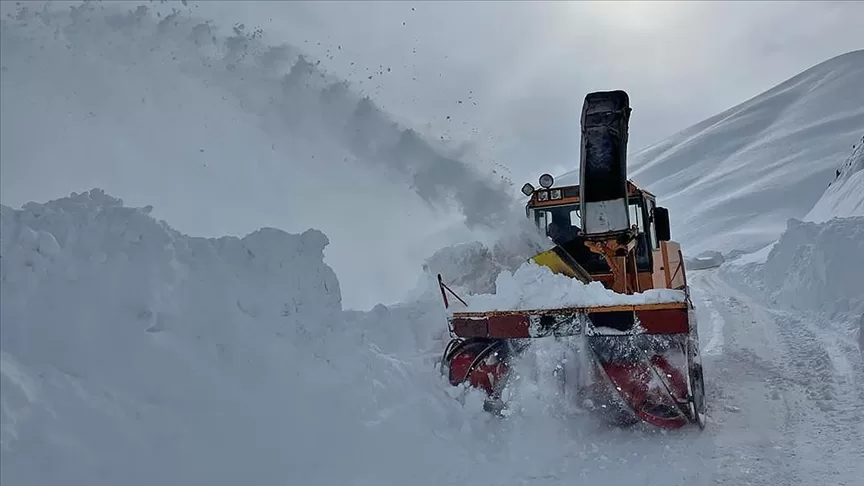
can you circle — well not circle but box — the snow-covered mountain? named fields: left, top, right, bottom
left=557, top=49, right=864, bottom=256
left=718, top=135, right=864, bottom=349
left=805, top=135, right=864, bottom=222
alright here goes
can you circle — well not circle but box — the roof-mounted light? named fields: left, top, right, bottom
left=521, top=183, right=535, bottom=197
left=539, top=173, right=554, bottom=189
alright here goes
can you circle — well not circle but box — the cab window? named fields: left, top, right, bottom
left=646, top=199, right=659, bottom=249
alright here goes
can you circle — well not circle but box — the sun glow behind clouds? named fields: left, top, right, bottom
left=562, top=1, right=693, bottom=32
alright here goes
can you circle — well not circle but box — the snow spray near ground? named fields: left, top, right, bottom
left=455, top=262, right=685, bottom=313
left=0, top=1, right=519, bottom=309
left=557, top=50, right=864, bottom=256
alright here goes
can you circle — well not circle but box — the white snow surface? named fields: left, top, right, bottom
left=1, top=190, right=524, bottom=485
left=722, top=216, right=864, bottom=318
left=805, top=135, right=864, bottom=222
left=455, top=262, right=685, bottom=313
left=0, top=190, right=706, bottom=486
left=558, top=50, right=864, bottom=256
left=5, top=188, right=864, bottom=486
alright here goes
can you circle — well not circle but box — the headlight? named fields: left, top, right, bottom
left=521, top=183, right=535, bottom=197
left=550, top=189, right=562, bottom=200
left=536, top=190, right=549, bottom=201
left=539, top=173, right=554, bottom=189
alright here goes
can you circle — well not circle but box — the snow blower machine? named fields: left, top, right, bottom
left=438, top=90, right=706, bottom=429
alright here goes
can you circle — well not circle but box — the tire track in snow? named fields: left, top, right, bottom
left=694, top=268, right=864, bottom=485
left=691, top=270, right=800, bottom=486
left=691, top=281, right=724, bottom=357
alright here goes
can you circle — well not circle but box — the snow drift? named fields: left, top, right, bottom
left=456, top=262, right=685, bottom=313
left=557, top=49, right=864, bottom=256
left=0, top=189, right=472, bottom=485
left=759, top=217, right=864, bottom=315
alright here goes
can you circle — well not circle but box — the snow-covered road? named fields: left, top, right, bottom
left=689, top=268, right=864, bottom=485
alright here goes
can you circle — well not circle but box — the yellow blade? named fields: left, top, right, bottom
left=530, top=246, right=593, bottom=283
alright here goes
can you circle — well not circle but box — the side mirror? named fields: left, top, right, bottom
left=654, top=206, right=671, bottom=241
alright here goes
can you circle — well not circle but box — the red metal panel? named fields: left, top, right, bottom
left=636, top=308, right=689, bottom=334
left=451, top=317, right=488, bottom=338
left=487, top=315, right=530, bottom=339
left=451, top=315, right=531, bottom=338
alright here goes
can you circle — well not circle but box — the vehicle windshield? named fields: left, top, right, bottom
left=530, top=198, right=649, bottom=244
left=530, top=197, right=654, bottom=273
left=532, top=204, right=581, bottom=233
left=531, top=204, right=582, bottom=246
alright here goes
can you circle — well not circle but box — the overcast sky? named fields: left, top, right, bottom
left=191, top=1, right=863, bottom=185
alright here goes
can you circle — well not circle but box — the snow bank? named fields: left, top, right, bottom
left=457, top=262, right=685, bottom=313
left=0, top=189, right=489, bottom=485
left=805, top=135, right=864, bottom=222
left=760, top=216, right=864, bottom=315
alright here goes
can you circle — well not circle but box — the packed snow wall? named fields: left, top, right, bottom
left=732, top=139, right=864, bottom=319
left=0, top=189, right=489, bottom=485
left=760, top=216, right=864, bottom=315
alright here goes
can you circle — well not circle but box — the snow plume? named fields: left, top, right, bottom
left=0, top=1, right=516, bottom=308
left=420, top=216, right=552, bottom=297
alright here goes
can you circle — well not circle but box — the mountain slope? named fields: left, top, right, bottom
left=558, top=49, right=864, bottom=255
left=805, top=135, right=864, bottom=222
